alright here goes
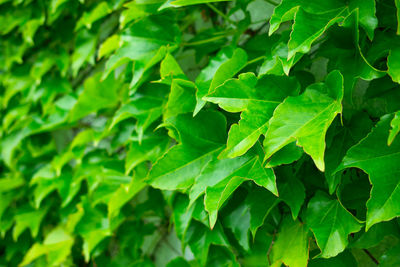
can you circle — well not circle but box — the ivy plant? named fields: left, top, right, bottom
left=1, top=0, right=400, bottom=266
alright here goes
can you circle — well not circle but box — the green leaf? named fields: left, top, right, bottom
left=172, top=194, right=195, bottom=242
left=20, top=227, right=74, bottom=266
left=102, top=16, right=180, bottom=88
left=98, top=34, right=121, bottom=59
left=147, top=110, right=226, bottom=190
left=75, top=2, right=111, bottom=31
left=246, top=186, right=279, bottom=238
left=388, top=47, right=400, bottom=84
left=271, top=217, right=309, bottom=267
left=306, top=191, right=362, bottom=258
left=186, top=221, right=229, bottom=265
left=75, top=198, right=113, bottom=262
left=278, top=172, right=305, bottom=220
left=71, top=29, right=97, bottom=77
left=349, top=0, right=377, bottom=40
left=351, top=221, right=400, bottom=249
left=13, top=205, right=49, bottom=240
left=388, top=111, right=400, bottom=145
left=308, top=250, right=357, bottom=267
left=109, top=94, right=165, bottom=141
left=195, top=48, right=248, bottom=115
left=204, top=156, right=277, bottom=228
left=264, top=70, right=344, bottom=171
left=160, top=53, right=186, bottom=81
left=125, top=134, right=170, bottom=175
left=189, top=146, right=277, bottom=205
left=0, top=173, right=25, bottom=193
left=108, top=176, right=146, bottom=219
left=265, top=142, right=303, bottom=168
left=205, top=72, right=300, bottom=158
left=325, top=113, right=373, bottom=193
left=69, top=73, right=121, bottom=122
left=269, top=0, right=299, bottom=35
left=337, top=114, right=400, bottom=230
left=224, top=201, right=251, bottom=251
left=288, top=7, right=346, bottom=59
left=164, top=79, right=196, bottom=120
left=379, top=243, right=400, bottom=267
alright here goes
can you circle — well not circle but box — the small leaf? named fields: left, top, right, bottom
left=278, top=173, right=305, bottom=220
left=13, top=205, right=49, bottom=240
left=387, top=47, right=400, bottom=84
left=265, top=142, right=303, bottom=168
left=195, top=48, right=248, bottom=115
left=69, top=73, right=121, bottom=122
left=125, top=134, right=170, bottom=175
left=388, top=111, right=400, bottom=145
left=271, top=217, right=309, bottom=267
left=98, top=34, right=121, bottom=59
left=20, top=227, right=74, bottom=266
left=71, top=29, right=97, bottom=77
left=75, top=2, right=111, bottom=31
left=0, top=173, right=25, bottom=193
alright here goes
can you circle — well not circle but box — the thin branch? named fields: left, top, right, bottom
left=363, top=249, right=379, bottom=265
left=206, top=3, right=236, bottom=26
left=267, top=229, right=277, bottom=265
left=246, top=56, right=266, bottom=66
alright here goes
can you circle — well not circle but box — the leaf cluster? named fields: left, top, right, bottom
left=1, top=0, right=400, bottom=266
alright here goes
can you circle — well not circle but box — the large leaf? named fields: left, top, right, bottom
left=203, top=155, right=277, bottom=228
left=205, top=72, right=300, bottom=158
left=263, top=70, right=344, bottom=171
left=337, top=114, right=400, bottom=230
left=288, top=7, right=346, bottom=59
left=147, top=110, right=226, bottom=190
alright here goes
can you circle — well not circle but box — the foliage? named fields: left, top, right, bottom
left=1, top=0, right=400, bottom=266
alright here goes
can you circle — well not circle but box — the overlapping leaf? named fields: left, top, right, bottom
left=264, top=70, right=344, bottom=171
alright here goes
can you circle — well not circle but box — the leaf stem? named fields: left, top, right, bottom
left=206, top=3, right=236, bottom=25
left=181, top=35, right=227, bottom=46
left=181, top=30, right=236, bottom=46
left=246, top=56, right=266, bottom=66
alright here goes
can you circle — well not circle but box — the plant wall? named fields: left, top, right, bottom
left=1, top=0, right=400, bottom=266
